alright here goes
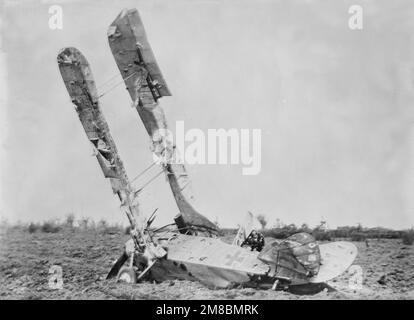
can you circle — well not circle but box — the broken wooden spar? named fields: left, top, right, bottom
left=57, top=47, right=145, bottom=240
left=107, top=8, right=217, bottom=233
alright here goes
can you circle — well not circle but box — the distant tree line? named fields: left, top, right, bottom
left=221, top=214, right=414, bottom=245
left=3, top=213, right=128, bottom=235
left=2, top=213, right=413, bottom=245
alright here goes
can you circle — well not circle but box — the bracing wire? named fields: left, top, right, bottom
left=97, top=73, right=121, bottom=90
left=133, top=170, right=164, bottom=195
left=131, top=161, right=157, bottom=184
left=98, top=71, right=137, bottom=98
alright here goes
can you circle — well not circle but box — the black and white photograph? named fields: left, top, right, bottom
left=0, top=0, right=413, bottom=301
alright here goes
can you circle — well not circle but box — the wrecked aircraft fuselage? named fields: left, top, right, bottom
left=57, top=8, right=358, bottom=293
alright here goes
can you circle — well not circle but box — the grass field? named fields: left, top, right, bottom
left=0, top=224, right=413, bottom=300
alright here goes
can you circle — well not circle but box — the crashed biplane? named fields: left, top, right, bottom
left=57, top=8, right=357, bottom=293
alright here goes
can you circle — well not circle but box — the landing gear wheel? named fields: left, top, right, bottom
left=117, top=266, right=137, bottom=284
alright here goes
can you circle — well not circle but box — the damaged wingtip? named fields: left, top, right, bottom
left=111, top=7, right=138, bottom=24
left=107, top=8, right=132, bottom=36
left=57, top=47, right=82, bottom=64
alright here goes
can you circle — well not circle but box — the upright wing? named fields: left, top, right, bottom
left=107, top=8, right=217, bottom=233
left=57, top=47, right=146, bottom=238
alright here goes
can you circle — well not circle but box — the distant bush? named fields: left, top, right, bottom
left=327, top=226, right=401, bottom=240
left=101, top=224, right=122, bottom=234
left=263, top=224, right=299, bottom=239
left=27, top=223, right=39, bottom=233
left=78, top=217, right=90, bottom=229
left=0, top=218, right=9, bottom=227
left=40, top=221, right=60, bottom=233
left=65, top=213, right=75, bottom=228
left=95, top=220, right=123, bottom=234
left=263, top=224, right=332, bottom=241
left=299, top=223, right=312, bottom=234
left=97, top=219, right=108, bottom=230
left=402, top=229, right=414, bottom=245
left=219, top=228, right=237, bottom=237
left=88, top=220, right=96, bottom=230
left=350, top=232, right=367, bottom=242
left=312, top=230, right=332, bottom=241
left=256, top=214, right=268, bottom=230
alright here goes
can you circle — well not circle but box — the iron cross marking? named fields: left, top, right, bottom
left=225, top=250, right=244, bottom=266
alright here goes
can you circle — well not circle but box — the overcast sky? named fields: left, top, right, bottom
left=1, top=0, right=414, bottom=229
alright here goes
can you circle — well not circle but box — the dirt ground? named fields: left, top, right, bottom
left=0, top=226, right=413, bottom=300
